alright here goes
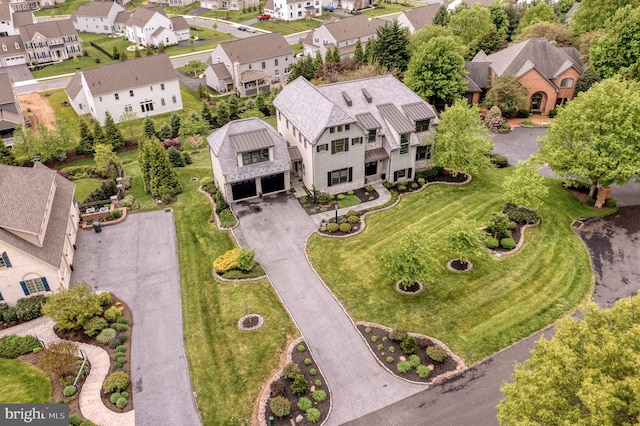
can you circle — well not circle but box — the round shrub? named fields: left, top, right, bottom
left=115, top=345, right=126, bottom=353
left=104, top=306, right=122, bottom=322
left=426, top=345, right=449, bottom=362
left=416, top=364, right=431, bottom=379
left=490, top=154, right=509, bottom=168
left=417, top=177, right=425, bottom=186
left=548, top=108, right=558, bottom=118
left=115, top=355, right=127, bottom=365
left=299, top=196, right=308, bottom=204
left=347, top=190, right=355, bottom=195
left=364, top=327, right=371, bottom=333
left=389, top=328, right=408, bottom=342
left=400, top=336, right=417, bottom=355
left=397, top=361, right=412, bottom=374
left=96, top=328, right=117, bottom=344
left=382, top=336, right=387, bottom=342
left=386, top=356, right=394, bottom=364
left=297, top=344, right=306, bottom=352
left=337, top=194, right=346, bottom=200
left=110, top=392, right=121, bottom=404
left=16, top=295, right=47, bottom=321
left=388, top=346, right=395, bottom=353
left=212, top=248, right=240, bottom=273
left=269, top=396, right=291, bottom=418
left=309, top=368, right=317, bottom=376
left=315, top=379, right=322, bottom=386
left=2, top=306, right=18, bottom=323
left=103, top=371, right=130, bottom=393
left=32, top=346, right=42, bottom=354
left=304, top=358, right=312, bottom=366
left=69, top=414, right=82, bottom=426
left=339, top=216, right=348, bottom=225
left=112, top=362, right=123, bottom=371
left=319, top=226, right=327, bottom=232
left=408, top=354, right=421, bottom=368
left=346, top=210, right=357, bottom=217
left=365, top=185, right=374, bottom=192
left=485, top=237, right=499, bottom=249
left=291, top=374, right=310, bottom=396
left=63, top=386, right=77, bottom=397
left=384, top=182, right=394, bottom=189
left=306, top=408, right=321, bottom=423
left=398, top=185, right=407, bottom=192
left=116, top=316, right=128, bottom=325
left=282, top=362, right=300, bottom=379
left=347, top=215, right=359, bottom=224
left=377, top=344, right=384, bottom=350
left=110, top=208, right=122, bottom=219
left=605, top=198, right=617, bottom=208
left=97, top=292, right=112, bottom=307
left=120, top=391, right=129, bottom=399
left=411, top=183, right=418, bottom=189
left=327, top=223, right=339, bottom=233
left=297, top=397, right=312, bottom=412
left=116, top=397, right=127, bottom=409
left=500, top=238, right=516, bottom=250
left=371, top=335, right=377, bottom=342
left=270, top=379, right=286, bottom=397
left=339, top=223, right=351, bottom=233
left=111, top=323, right=128, bottom=333
left=312, top=389, right=327, bottom=403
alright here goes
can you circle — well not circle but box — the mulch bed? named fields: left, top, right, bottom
left=386, top=172, right=469, bottom=195
left=43, top=140, right=139, bottom=170
left=485, top=225, right=523, bottom=254
left=299, top=187, right=379, bottom=215
left=265, top=340, right=330, bottom=425
left=357, top=324, right=459, bottom=383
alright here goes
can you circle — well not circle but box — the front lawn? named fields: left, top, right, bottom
left=252, top=18, right=323, bottom=35
left=307, top=168, right=609, bottom=364
left=361, top=2, right=415, bottom=17
left=73, top=178, right=103, bottom=202
left=0, top=358, right=52, bottom=403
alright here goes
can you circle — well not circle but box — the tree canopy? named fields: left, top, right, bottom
left=370, top=20, right=410, bottom=73
left=518, top=2, right=556, bottom=31
left=484, top=73, right=529, bottom=118
left=138, top=135, right=182, bottom=201
left=571, top=0, right=636, bottom=34
left=431, top=101, right=494, bottom=176
left=537, top=78, right=640, bottom=198
left=445, top=218, right=486, bottom=265
left=448, top=4, right=496, bottom=45
left=499, top=294, right=640, bottom=425
left=381, top=232, right=438, bottom=290
left=514, top=21, right=575, bottom=47
left=501, top=160, right=549, bottom=210
left=41, top=283, right=102, bottom=332
left=589, top=5, right=640, bottom=79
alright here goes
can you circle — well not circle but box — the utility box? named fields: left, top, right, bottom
left=92, top=221, right=102, bottom=233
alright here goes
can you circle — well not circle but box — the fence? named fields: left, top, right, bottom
left=90, top=41, right=114, bottom=60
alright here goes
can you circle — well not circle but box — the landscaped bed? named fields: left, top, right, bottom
left=298, top=186, right=379, bottom=215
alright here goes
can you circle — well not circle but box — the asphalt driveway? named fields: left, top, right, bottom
left=71, top=209, right=200, bottom=426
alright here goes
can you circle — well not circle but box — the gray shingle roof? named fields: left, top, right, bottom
left=217, top=32, right=292, bottom=64
left=18, top=19, right=76, bottom=40
left=0, top=36, right=26, bottom=58
left=170, top=15, right=189, bottom=31
left=71, top=1, right=123, bottom=18
left=70, top=54, right=178, bottom=96
left=464, top=61, right=492, bottom=90
left=115, top=11, right=130, bottom=24
left=399, top=3, right=444, bottom=31
left=0, top=73, right=16, bottom=105
left=210, top=62, right=232, bottom=80
left=13, top=10, right=35, bottom=27
left=207, top=118, right=291, bottom=183
left=64, top=72, right=83, bottom=100
left=323, top=14, right=385, bottom=43
left=126, top=6, right=166, bottom=28
left=0, top=163, right=75, bottom=267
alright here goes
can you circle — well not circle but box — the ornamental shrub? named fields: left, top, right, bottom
left=397, top=361, right=412, bottom=373
left=327, top=223, right=339, bottom=233
left=115, top=345, right=126, bottom=353
left=371, top=335, right=377, bottom=342
left=103, top=371, right=130, bottom=393
left=346, top=210, right=357, bottom=217
left=110, top=208, right=122, bottom=219
left=304, top=358, right=312, bottom=366
left=270, top=379, right=286, bottom=397
left=398, top=185, right=407, bottom=192
left=315, top=379, right=322, bottom=386
left=16, top=295, right=47, bottom=321
left=378, top=344, right=384, bottom=350
left=0, top=335, right=41, bottom=358
left=297, top=397, right=312, bottom=412
left=2, top=306, right=18, bottom=323
left=269, top=396, right=291, bottom=418
left=319, top=226, right=327, bottom=232
left=116, top=397, right=128, bottom=408
left=500, top=238, right=516, bottom=250
left=96, top=328, right=117, bottom=344
left=389, top=328, right=408, bottom=342
left=487, top=212, right=513, bottom=239
left=401, top=336, right=417, bottom=355
left=364, top=327, right=371, bottom=333
left=115, top=355, right=127, bottom=365
left=365, top=185, right=374, bottom=192
left=337, top=194, right=346, bottom=200
left=97, top=292, right=112, bottom=307
left=104, top=306, right=122, bottom=322
left=309, top=368, right=317, bottom=376
left=83, top=316, right=108, bottom=337
left=291, top=374, right=310, bottom=396
left=116, top=316, right=128, bottom=325
left=339, top=223, right=351, bottom=233
left=417, top=177, right=425, bottom=186
left=388, top=346, right=395, bottom=353
left=282, top=362, right=300, bottom=379
left=69, top=414, right=82, bottom=426
left=297, top=344, right=306, bottom=352
left=213, top=248, right=240, bottom=273
left=347, top=190, right=354, bottom=195
left=485, top=236, right=499, bottom=249
left=312, top=389, right=327, bottom=403
left=316, top=192, right=331, bottom=204
left=502, top=203, right=540, bottom=224
left=426, top=345, right=449, bottom=362
left=63, top=386, right=77, bottom=397
left=306, top=408, right=321, bottom=423
left=110, top=392, right=121, bottom=403
left=416, top=364, right=431, bottom=379
left=383, top=182, right=394, bottom=189
left=490, top=154, right=509, bottom=168
left=111, top=323, right=128, bottom=333
left=411, top=183, right=418, bottom=189
left=408, top=354, right=421, bottom=368
left=299, top=196, right=308, bottom=204
left=236, top=248, right=255, bottom=272
left=548, top=108, right=558, bottom=118
left=347, top=215, right=359, bottom=224
left=605, top=198, right=617, bottom=208
left=386, top=356, right=394, bottom=364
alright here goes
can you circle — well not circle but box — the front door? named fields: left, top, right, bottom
left=365, top=161, right=377, bottom=176
left=530, top=92, right=543, bottom=112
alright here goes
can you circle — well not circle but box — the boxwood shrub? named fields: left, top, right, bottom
left=326, top=223, right=339, bottom=233
left=485, top=237, right=499, bottom=249
left=500, top=238, right=516, bottom=250
left=16, top=295, right=48, bottom=321
left=0, top=335, right=41, bottom=358
left=347, top=215, right=359, bottom=224
left=339, top=223, right=351, bottom=233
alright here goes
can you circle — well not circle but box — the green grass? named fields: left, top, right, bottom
left=74, top=178, right=103, bottom=202
left=0, top=358, right=52, bottom=403
left=337, top=194, right=361, bottom=208
left=307, top=168, right=610, bottom=364
left=34, top=0, right=89, bottom=16
left=361, top=2, right=415, bottom=17
left=253, top=18, right=323, bottom=35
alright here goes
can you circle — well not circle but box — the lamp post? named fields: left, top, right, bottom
left=335, top=203, right=338, bottom=224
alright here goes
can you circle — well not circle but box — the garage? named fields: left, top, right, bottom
left=260, top=173, right=285, bottom=195
left=231, top=179, right=257, bottom=201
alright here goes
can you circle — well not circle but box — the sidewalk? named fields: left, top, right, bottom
left=309, top=182, right=391, bottom=226
left=0, top=317, right=135, bottom=426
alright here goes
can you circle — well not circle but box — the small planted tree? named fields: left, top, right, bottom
left=41, top=283, right=102, bottom=331
left=445, top=218, right=486, bottom=266
left=381, top=232, right=438, bottom=290
left=38, top=341, right=78, bottom=378
left=501, top=160, right=549, bottom=210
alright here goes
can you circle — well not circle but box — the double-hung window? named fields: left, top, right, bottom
left=331, top=138, right=348, bottom=154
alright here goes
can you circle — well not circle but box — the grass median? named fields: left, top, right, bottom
left=0, top=358, right=52, bottom=403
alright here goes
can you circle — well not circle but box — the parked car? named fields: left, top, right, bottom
left=324, top=5, right=334, bottom=11
left=237, top=25, right=247, bottom=31
left=246, top=27, right=257, bottom=33
left=257, top=13, right=271, bottom=20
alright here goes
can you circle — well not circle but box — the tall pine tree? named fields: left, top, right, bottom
left=354, top=38, right=365, bottom=64
left=371, top=20, right=410, bottom=73
left=77, top=119, right=94, bottom=155
left=170, top=112, right=181, bottom=138
left=103, top=111, right=124, bottom=150
left=92, top=120, right=106, bottom=146
left=143, top=118, right=156, bottom=139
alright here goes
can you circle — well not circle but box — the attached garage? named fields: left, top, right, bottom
left=231, top=179, right=257, bottom=201
left=260, top=173, right=285, bottom=195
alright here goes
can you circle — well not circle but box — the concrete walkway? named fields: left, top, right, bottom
left=0, top=317, right=135, bottom=426
left=232, top=192, right=424, bottom=426
left=309, top=182, right=391, bottom=226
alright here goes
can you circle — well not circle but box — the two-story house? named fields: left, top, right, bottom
left=65, top=54, right=183, bottom=125
left=301, top=14, right=384, bottom=58
left=148, top=0, right=197, bottom=7
left=0, top=3, right=35, bottom=36
left=124, top=7, right=190, bottom=47
left=0, top=73, right=23, bottom=147
left=394, top=3, right=444, bottom=34
left=0, top=35, right=27, bottom=67
left=200, top=0, right=259, bottom=12
left=330, top=0, right=376, bottom=12
left=0, top=162, right=79, bottom=307
left=465, top=38, right=584, bottom=114
left=205, top=32, right=292, bottom=97
left=71, top=1, right=126, bottom=34
left=19, top=20, right=83, bottom=66
left=273, top=75, right=438, bottom=194
left=264, top=0, right=322, bottom=21
left=207, top=117, right=292, bottom=202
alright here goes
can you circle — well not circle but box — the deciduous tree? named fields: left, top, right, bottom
left=381, top=232, right=438, bottom=290
left=93, top=143, right=117, bottom=175
left=41, top=283, right=102, bottom=331
left=589, top=5, right=640, bottom=79
left=514, top=21, right=575, bottom=47
left=118, top=109, right=138, bottom=140
left=501, top=160, right=549, bottom=210
left=448, top=4, right=496, bottom=45
left=570, top=0, right=636, bottom=34
left=445, top=218, right=486, bottom=265
left=484, top=73, right=529, bottom=118
left=518, top=2, right=555, bottom=31
left=38, top=341, right=78, bottom=378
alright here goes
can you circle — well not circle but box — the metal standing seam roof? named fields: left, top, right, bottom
left=288, top=146, right=302, bottom=162
left=364, top=148, right=388, bottom=162
left=355, top=112, right=381, bottom=130
left=230, top=129, right=275, bottom=153
left=377, top=103, right=415, bottom=134
left=402, top=102, right=436, bottom=122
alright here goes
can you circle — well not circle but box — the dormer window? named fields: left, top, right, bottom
left=415, top=119, right=430, bottom=132
left=242, top=149, right=269, bottom=165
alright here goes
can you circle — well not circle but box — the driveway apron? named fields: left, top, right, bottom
left=71, top=210, right=200, bottom=426
left=232, top=194, right=424, bottom=425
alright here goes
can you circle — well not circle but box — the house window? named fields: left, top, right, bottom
left=415, top=119, right=430, bottom=132
left=337, top=125, right=342, bottom=132
left=0, top=252, right=11, bottom=268
left=316, top=143, right=328, bottom=152
left=124, top=104, right=132, bottom=112
left=129, top=90, right=134, bottom=97
left=367, top=129, right=376, bottom=142
left=328, top=167, right=352, bottom=186
left=275, top=58, right=279, bottom=66
left=161, top=98, right=165, bottom=106
left=172, top=95, right=177, bottom=104
left=242, top=149, right=269, bottom=165
left=329, top=127, right=335, bottom=134
left=415, top=145, right=432, bottom=160
left=161, top=83, right=165, bottom=90
left=79, top=103, right=83, bottom=110
left=345, top=124, right=350, bottom=131
left=351, top=137, right=362, bottom=145
left=99, top=96, right=102, bottom=102
left=261, top=61, right=266, bottom=69
left=560, top=78, right=574, bottom=88
left=140, top=100, right=154, bottom=112
left=21, top=277, right=50, bottom=295
left=331, top=138, right=348, bottom=153
left=114, top=93, right=119, bottom=100
left=275, top=69, right=280, bottom=76
left=399, top=134, right=409, bottom=154
left=393, top=168, right=412, bottom=181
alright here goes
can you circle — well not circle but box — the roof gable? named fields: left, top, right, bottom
left=323, top=14, right=385, bottom=42
left=218, top=32, right=292, bottom=64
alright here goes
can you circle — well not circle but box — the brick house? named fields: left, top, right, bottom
left=465, top=38, right=583, bottom=114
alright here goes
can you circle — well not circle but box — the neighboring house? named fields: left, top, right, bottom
left=395, top=3, right=445, bottom=34
left=0, top=3, right=35, bottom=37
left=71, top=1, right=126, bottom=35
left=200, top=0, right=259, bottom=11
left=205, top=32, right=293, bottom=97
left=0, top=0, right=61, bottom=11
left=0, top=162, right=80, bottom=307
left=330, top=0, right=376, bottom=12
left=273, top=75, right=438, bottom=194
left=123, top=7, right=190, bottom=47
left=207, top=117, right=292, bottom=202
left=264, top=0, right=322, bottom=21
left=564, top=1, right=579, bottom=24
left=0, top=73, right=23, bottom=146
left=92, top=0, right=132, bottom=7
left=302, top=14, right=384, bottom=58
left=148, top=0, right=196, bottom=7
left=19, top=20, right=84, bottom=66
left=447, top=0, right=493, bottom=11
left=65, top=54, right=183, bottom=125
left=465, top=38, right=583, bottom=114
left=0, top=35, right=27, bottom=67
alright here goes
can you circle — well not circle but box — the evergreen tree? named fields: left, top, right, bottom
left=255, top=92, right=265, bottom=112
left=92, top=120, right=105, bottom=146
left=138, top=136, right=181, bottom=200
left=354, top=39, right=365, bottom=64
left=314, top=50, right=323, bottom=69
left=167, top=146, right=186, bottom=167
left=228, top=96, right=239, bottom=117
left=138, top=135, right=153, bottom=195
left=112, top=46, right=119, bottom=60
left=433, top=5, right=449, bottom=26
left=145, top=45, right=153, bottom=56
left=119, top=49, right=127, bottom=61
left=77, top=119, right=94, bottom=155
left=158, top=42, right=165, bottom=53
left=371, top=20, right=410, bottom=73
left=364, top=39, right=374, bottom=64
left=170, top=112, right=181, bottom=138
left=0, top=143, right=17, bottom=165
left=324, top=48, right=332, bottom=63
left=158, top=122, right=172, bottom=141
left=143, top=118, right=156, bottom=139
left=103, top=111, right=124, bottom=150
left=216, top=102, right=230, bottom=126
left=287, top=55, right=316, bottom=82
left=201, top=102, right=213, bottom=124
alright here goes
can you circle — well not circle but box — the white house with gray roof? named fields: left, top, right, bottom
left=200, top=0, right=259, bottom=12
left=301, top=14, right=384, bottom=58
left=0, top=73, right=23, bottom=146
left=123, top=7, right=190, bottom=47
left=394, top=2, right=445, bottom=34
left=207, top=117, right=292, bottom=202
left=264, top=0, right=322, bottom=21
left=71, top=1, right=125, bottom=34
left=205, top=32, right=293, bottom=97
left=65, top=54, right=183, bottom=125
left=0, top=162, right=80, bottom=307
left=273, top=75, right=437, bottom=194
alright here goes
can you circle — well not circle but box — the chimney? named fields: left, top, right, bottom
left=362, top=88, right=372, bottom=103
left=341, top=91, right=352, bottom=107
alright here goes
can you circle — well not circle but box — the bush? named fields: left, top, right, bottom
left=516, top=109, right=529, bottom=118
left=365, top=185, right=374, bottom=192
left=115, top=345, right=126, bottom=353
left=309, top=368, right=317, bottom=376
left=339, top=223, right=351, bottom=233
left=116, top=397, right=128, bottom=408
left=548, top=108, right=558, bottom=118
left=364, top=327, right=371, bottom=333
left=408, top=354, right=421, bottom=368
left=500, top=238, right=516, bottom=250
left=487, top=212, right=513, bottom=239
left=388, top=346, right=395, bottom=353
left=315, top=379, right=322, bottom=386
left=0, top=335, right=41, bottom=358
left=326, top=223, right=339, bottom=233
left=386, top=356, right=394, bottom=364
left=346, top=210, right=357, bottom=217
left=282, top=362, right=300, bottom=380
left=297, top=344, right=306, bottom=352
left=304, top=358, right=312, bottom=366
left=484, top=105, right=502, bottom=124
left=490, top=154, right=509, bottom=168
left=270, top=379, right=286, bottom=397
left=69, top=414, right=82, bottom=426
left=97, top=292, right=112, bottom=307
left=83, top=316, right=108, bottom=337
left=112, top=362, right=123, bottom=371
left=63, top=386, right=77, bottom=397
left=2, top=306, right=18, bottom=323
left=502, top=203, right=540, bottom=225
left=417, top=177, right=425, bottom=186
left=337, top=194, right=345, bottom=200
left=16, top=295, right=48, bottom=321
left=377, top=344, right=384, bottom=350
left=119, top=194, right=135, bottom=208
left=416, top=364, right=431, bottom=379
left=586, top=197, right=595, bottom=206
left=33, top=346, right=42, bottom=354
left=605, top=198, right=617, bottom=208
left=116, top=316, right=128, bottom=325
left=371, top=335, right=377, bottom=342
left=397, top=361, right=412, bottom=374
left=297, top=397, right=312, bottom=412
left=486, top=115, right=504, bottom=132
left=269, top=396, right=291, bottom=418
left=397, top=185, right=407, bottom=192
left=417, top=165, right=444, bottom=181
left=312, top=389, right=327, bottom=403
left=213, top=248, right=240, bottom=273
left=383, top=182, right=394, bottom=189
left=306, top=408, right=321, bottom=423
left=109, top=208, right=121, bottom=220
left=104, top=306, right=122, bottom=322
left=485, top=237, right=499, bottom=249
left=103, top=371, right=130, bottom=393
left=236, top=248, right=255, bottom=272
left=316, top=192, right=331, bottom=204
left=411, top=183, right=418, bottom=189
left=96, top=328, right=117, bottom=344
left=114, top=355, right=127, bottom=364
left=218, top=209, right=236, bottom=227
left=400, top=336, right=417, bottom=355
left=426, top=345, right=448, bottom=362
left=110, top=392, right=121, bottom=404
left=299, top=196, right=308, bottom=204
left=291, top=374, right=309, bottom=396
left=389, top=328, right=408, bottom=342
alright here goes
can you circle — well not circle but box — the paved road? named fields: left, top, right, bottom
left=71, top=210, right=200, bottom=426
left=231, top=194, right=424, bottom=425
